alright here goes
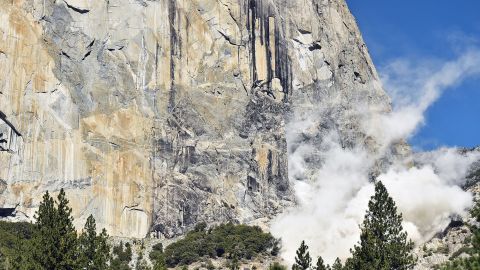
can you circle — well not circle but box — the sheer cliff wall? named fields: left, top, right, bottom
left=0, top=0, right=391, bottom=238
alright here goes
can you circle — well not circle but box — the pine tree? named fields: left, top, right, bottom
left=110, top=242, right=132, bottom=270
left=314, top=257, right=327, bottom=270
left=27, top=189, right=79, bottom=269
left=150, top=243, right=167, bottom=270
left=96, top=229, right=111, bottom=267
left=78, top=215, right=111, bottom=269
left=331, top=258, right=342, bottom=270
left=78, top=216, right=96, bottom=268
left=345, top=181, right=415, bottom=270
left=292, top=241, right=312, bottom=270
left=31, top=191, right=58, bottom=269
left=55, top=189, right=78, bottom=269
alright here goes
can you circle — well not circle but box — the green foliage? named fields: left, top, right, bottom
left=1, top=190, right=111, bottom=270
left=0, top=221, right=35, bottom=269
left=110, top=242, right=133, bottom=270
left=292, top=241, right=312, bottom=270
left=135, top=252, right=151, bottom=270
left=331, top=258, right=342, bottom=270
left=269, top=262, right=288, bottom=270
left=344, top=181, right=415, bottom=270
left=152, top=259, right=167, bottom=270
left=440, top=255, right=480, bottom=270
left=26, top=189, right=79, bottom=269
left=78, top=215, right=111, bottom=270
left=314, top=257, right=328, bottom=270
left=56, top=189, right=79, bottom=269
left=227, top=256, right=239, bottom=270
left=30, top=190, right=58, bottom=269
left=150, top=242, right=167, bottom=270
left=161, top=222, right=277, bottom=267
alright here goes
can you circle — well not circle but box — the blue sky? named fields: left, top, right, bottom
left=346, top=0, right=480, bottom=150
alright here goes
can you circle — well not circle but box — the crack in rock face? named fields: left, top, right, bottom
left=63, top=0, right=90, bottom=14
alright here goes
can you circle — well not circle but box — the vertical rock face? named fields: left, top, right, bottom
left=0, top=0, right=390, bottom=238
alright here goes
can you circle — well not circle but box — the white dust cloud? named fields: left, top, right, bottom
left=271, top=50, right=480, bottom=264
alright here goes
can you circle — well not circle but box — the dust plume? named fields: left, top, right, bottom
left=271, top=49, right=480, bottom=264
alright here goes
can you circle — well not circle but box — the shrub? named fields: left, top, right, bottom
left=269, top=262, right=287, bottom=270
left=150, top=242, right=164, bottom=262
left=157, top=223, right=278, bottom=267
left=110, top=241, right=133, bottom=270
left=205, top=259, right=215, bottom=270
left=449, top=246, right=472, bottom=260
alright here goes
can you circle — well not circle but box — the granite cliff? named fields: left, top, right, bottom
left=0, top=0, right=392, bottom=238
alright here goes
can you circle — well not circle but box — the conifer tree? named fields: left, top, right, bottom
left=314, top=257, right=327, bottom=270
left=331, top=258, right=342, bottom=270
left=56, top=189, right=78, bottom=269
left=78, top=215, right=111, bottom=269
left=31, top=190, right=58, bottom=269
left=110, top=242, right=133, bottom=270
left=345, top=181, right=415, bottom=270
left=292, top=241, right=312, bottom=270
left=27, top=189, right=79, bottom=269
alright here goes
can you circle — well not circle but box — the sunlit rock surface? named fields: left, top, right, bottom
left=0, top=0, right=390, bottom=238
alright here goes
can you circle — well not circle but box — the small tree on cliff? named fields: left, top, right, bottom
left=292, top=241, right=312, bottom=270
left=345, top=181, right=415, bottom=270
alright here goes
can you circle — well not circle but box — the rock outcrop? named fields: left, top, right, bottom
left=413, top=149, right=480, bottom=269
left=0, top=0, right=390, bottom=238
